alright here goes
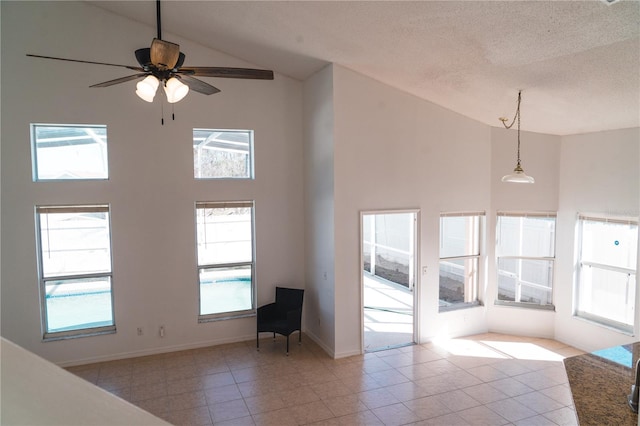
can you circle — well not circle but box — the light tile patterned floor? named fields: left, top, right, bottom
left=67, top=333, right=585, bottom=425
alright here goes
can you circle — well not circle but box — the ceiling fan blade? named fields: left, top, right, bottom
left=26, top=54, right=143, bottom=71
left=90, top=73, right=149, bottom=88
left=150, top=38, right=180, bottom=70
left=179, top=67, right=274, bottom=80
left=177, top=74, right=221, bottom=95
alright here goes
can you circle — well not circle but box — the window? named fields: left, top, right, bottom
left=576, top=214, right=638, bottom=333
left=496, top=212, right=556, bottom=308
left=195, top=201, right=255, bottom=320
left=439, top=212, right=483, bottom=311
left=31, top=124, right=108, bottom=180
left=193, top=129, right=254, bottom=179
left=35, top=205, right=114, bottom=339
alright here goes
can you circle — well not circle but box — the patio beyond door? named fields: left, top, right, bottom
left=361, top=211, right=418, bottom=352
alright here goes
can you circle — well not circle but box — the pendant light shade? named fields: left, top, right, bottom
left=164, top=77, right=189, bottom=103
left=502, top=164, right=535, bottom=183
left=135, top=75, right=160, bottom=102
left=500, top=90, right=534, bottom=184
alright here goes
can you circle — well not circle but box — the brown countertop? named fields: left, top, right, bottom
left=564, top=342, right=639, bottom=426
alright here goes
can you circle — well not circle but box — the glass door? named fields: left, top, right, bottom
left=362, top=210, right=418, bottom=352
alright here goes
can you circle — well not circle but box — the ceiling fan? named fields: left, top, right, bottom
left=26, top=0, right=274, bottom=104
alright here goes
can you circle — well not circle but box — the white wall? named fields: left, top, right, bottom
left=1, top=1, right=304, bottom=365
left=554, top=128, right=640, bottom=351
left=302, top=65, right=336, bottom=355
left=486, top=127, right=561, bottom=338
left=331, top=66, right=492, bottom=357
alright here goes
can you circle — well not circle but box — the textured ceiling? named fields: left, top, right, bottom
left=92, top=0, right=639, bottom=135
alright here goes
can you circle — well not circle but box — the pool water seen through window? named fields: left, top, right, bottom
left=35, top=205, right=115, bottom=339
left=195, top=201, right=255, bottom=320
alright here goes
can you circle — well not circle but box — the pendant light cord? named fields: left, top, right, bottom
left=500, top=90, right=522, bottom=166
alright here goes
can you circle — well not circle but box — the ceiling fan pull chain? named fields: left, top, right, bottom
left=172, top=104, right=175, bottom=121
left=161, top=101, right=165, bottom=125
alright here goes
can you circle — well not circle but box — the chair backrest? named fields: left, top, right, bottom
left=275, top=287, right=304, bottom=313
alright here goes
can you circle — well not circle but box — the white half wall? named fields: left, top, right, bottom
left=1, top=337, right=169, bottom=425
left=1, top=1, right=304, bottom=365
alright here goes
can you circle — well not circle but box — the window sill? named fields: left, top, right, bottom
left=494, top=300, right=556, bottom=311
left=439, top=301, right=483, bottom=313
left=43, top=326, right=116, bottom=342
left=198, top=311, right=256, bottom=323
left=573, top=313, right=634, bottom=336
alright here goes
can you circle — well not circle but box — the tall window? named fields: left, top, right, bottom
left=31, top=124, right=108, bottom=180
left=576, top=214, right=638, bottom=333
left=195, top=201, right=255, bottom=320
left=439, top=212, right=483, bottom=311
left=193, top=129, right=254, bottom=179
left=496, top=213, right=556, bottom=308
left=36, top=205, right=114, bottom=339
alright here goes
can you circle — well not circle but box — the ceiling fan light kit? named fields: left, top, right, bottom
left=26, top=0, right=274, bottom=110
left=500, top=90, right=535, bottom=184
left=136, top=75, right=160, bottom=102
left=163, top=77, right=189, bottom=103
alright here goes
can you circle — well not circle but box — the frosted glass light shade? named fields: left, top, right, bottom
left=502, top=164, right=535, bottom=183
left=164, top=77, right=189, bottom=103
left=135, top=75, right=160, bottom=102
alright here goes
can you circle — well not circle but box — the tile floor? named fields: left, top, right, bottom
left=67, top=333, right=585, bottom=426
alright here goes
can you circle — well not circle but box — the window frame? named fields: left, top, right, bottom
left=195, top=201, right=256, bottom=322
left=35, top=204, right=116, bottom=340
left=495, top=212, right=557, bottom=310
left=193, top=129, right=255, bottom=180
left=438, top=212, right=484, bottom=312
left=31, top=123, right=109, bottom=181
left=575, top=213, right=638, bottom=334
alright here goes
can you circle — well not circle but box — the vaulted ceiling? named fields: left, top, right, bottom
left=93, top=0, right=639, bottom=136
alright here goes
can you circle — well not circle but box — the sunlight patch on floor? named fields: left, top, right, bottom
left=432, top=337, right=509, bottom=360
left=481, top=340, right=566, bottom=361
left=432, top=338, right=566, bottom=362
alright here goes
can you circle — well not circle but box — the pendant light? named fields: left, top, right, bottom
left=500, top=90, right=534, bottom=184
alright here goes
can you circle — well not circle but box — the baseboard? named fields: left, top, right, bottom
left=334, top=348, right=362, bottom=359
left=303, top=330, right=364, bottom=359
left=57, top=333, right=256, bottom=367
left=303, top=329, right=336, bottom=358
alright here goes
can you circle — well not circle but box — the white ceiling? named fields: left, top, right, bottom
left=92, top=0, right=639, bottom=136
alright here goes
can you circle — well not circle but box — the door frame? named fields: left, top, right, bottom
left=360, top=208, right=420, bottom=353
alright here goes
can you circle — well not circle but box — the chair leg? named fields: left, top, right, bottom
left=273, top=332, right=276, bottom=341
left=256, top=331, right=260, bottom=351
left=286, top=335, right=290, bottom=355
left=299, top=330, right=302, bottom=345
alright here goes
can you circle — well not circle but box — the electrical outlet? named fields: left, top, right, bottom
left=137, top=327, right=143, bottom=336
left=159, top=325, right=165, bottom=338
